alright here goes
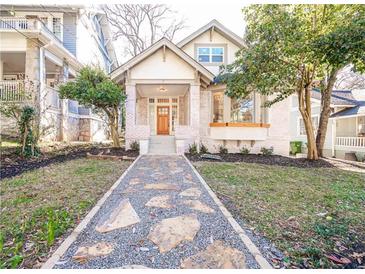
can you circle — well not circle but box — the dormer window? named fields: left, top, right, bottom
left=197, top=46, right=224, bottom=64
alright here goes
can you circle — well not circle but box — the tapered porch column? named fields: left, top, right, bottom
left=125, top=83, right=137, bottom=148
left=189, top=83, right=200, bottom=145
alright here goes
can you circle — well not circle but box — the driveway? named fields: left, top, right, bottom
left=43, top=155, right=271, bottom=269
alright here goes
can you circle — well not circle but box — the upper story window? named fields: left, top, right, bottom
left=52, top=17, right=62, bottom=40
left=197, top=47, right=224, bottom=64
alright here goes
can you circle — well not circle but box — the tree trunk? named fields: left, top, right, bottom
left=316, top=69, right=338, bottom=157
left=298, top=86, right=319, bottom=160
left=105, top=106, right=120, bottom=147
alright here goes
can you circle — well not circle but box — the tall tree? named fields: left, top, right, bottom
left=314, top=13, right=365, bottom=156
left=59, top=67, right=125, bottom=147
left=102, top=4, right=185, bottom=57
left=223, top=4, right=364, bottom=160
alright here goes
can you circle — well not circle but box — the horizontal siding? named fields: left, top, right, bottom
left=63, top=14, right=77, bottom=56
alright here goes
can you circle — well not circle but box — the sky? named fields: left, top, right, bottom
left=111, top=2, right=247, bottom=64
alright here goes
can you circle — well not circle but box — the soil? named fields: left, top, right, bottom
left=186, top=153, right=335, bottom=168
left=0, top=145, right=139, bottom=180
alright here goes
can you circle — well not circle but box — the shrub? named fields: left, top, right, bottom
left=130, top=140, right=139, bottom=151
left=240, top=146, right=250, bottom=155
left=188, top=143, right=198, bottom=155
left=260, top=146, right=274, bottom=156
left=200, top=142, right=208, bottom=154
left=218, top=145, right=228, bottom=154
left=18, top=106, right=40, bottom=158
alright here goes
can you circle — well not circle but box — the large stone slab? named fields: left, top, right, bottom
left=182, top=200, right=214, bottom=214
left=180, top=240, right=246, bottom=269
left=144, top=183, right=179, bottom=191
left=73, top=242, right=113, bottom=263
left=96, top=199, right=140, bottom=233
left=179, top=187, right=201, bottom=198
left=145, top=195, right=173, bottom=209
left=148, top=214, right=200, bottom=253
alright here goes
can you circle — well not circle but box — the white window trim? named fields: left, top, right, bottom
left=297, top=114, right=319, bottom=136
left=197, top=46, right=224, bottom=64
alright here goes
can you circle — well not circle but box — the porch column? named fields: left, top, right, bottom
left=125, top=83, right=137, bottom=148
left=331, top=119, right=336, bottom=157
left=25, top=38, right=41, bottom=97
left=190, top=84, right=200, bottom=145
left=60, top=61, right=69, bottom=141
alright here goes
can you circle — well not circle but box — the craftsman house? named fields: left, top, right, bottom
left=111, top=20, right=291, bottom=155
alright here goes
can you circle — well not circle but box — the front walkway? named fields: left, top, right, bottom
left=43, top=155, right=271, bottom=269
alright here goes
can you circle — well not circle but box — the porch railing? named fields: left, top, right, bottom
left=0, top=80, right=30, bottom=102
left=0, top=17, right=35, bottom=30
left=336, top=137, right=365, bottom=148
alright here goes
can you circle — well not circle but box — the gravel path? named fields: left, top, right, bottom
left=50, top=155, right=268, bottom=269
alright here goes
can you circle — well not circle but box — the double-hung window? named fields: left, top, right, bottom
left=298, top=116, right=319, bottom=136
left=197, top=47, right=224, bottom=63
left=52, top=17, right=62, bottom=40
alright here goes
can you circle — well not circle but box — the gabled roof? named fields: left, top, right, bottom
left=110, top=37, right=215, bottom=85
left=177, top=19, right=245, bottom=48
left=311, top=89, right=358, bottom=107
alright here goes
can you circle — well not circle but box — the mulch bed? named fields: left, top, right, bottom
left=186, top=153, right=335, bottom=168
left=0, top=145, right=139, bottom=180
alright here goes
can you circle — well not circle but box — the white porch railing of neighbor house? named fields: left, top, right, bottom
left=0, top=17, right=33, bottom=30
left=336, top=137, right=365, bottom=148
left=0, top=80, right=29, bottom=102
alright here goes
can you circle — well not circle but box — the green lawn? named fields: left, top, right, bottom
left=0, top=158, right=131, bottom=269
left=195, top=162, right=365, bottom=268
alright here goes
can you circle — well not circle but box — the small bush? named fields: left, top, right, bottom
left=200, top=142, right=208, bottom=154
left=218, top=145, right=228, bottom=154
left=188, top=143, right=198, bottom=155
left=260, top=146, right=274, bottom=156
left=130, top=140, right=139, bottom=151
left=240, top=146, right=250, bottom=155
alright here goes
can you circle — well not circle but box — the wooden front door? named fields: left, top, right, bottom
left=157, top=106, right=169, bottom=135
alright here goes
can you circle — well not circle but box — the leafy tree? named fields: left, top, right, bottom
left=223, top=4, right=365, bottom=160
left=59, top=67, right=125, bottom=147
left=313, top=13, right=365, bottom=156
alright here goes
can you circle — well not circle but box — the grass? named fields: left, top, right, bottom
left=195, top=162, right=365, bottom=268
left=0, top=158, right=131, bottom=269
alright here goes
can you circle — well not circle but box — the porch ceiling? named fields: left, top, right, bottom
left=137, top=84, right=189, bottom=97
left=1, top=52, right=25, bottom=73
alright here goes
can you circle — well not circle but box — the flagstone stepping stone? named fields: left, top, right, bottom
left=180, top=240, right=246, bottom=269
left=182, top=200, right=214, bottom=214
left=148, top=214, right=200, bottom=253
left=72, top=242, right=113, bottom=263
left=179, top=187, right=201, bottom=198
left=144, top=183, right=179, bottom=191
left=145, top=195, right=173, bottom=208
left=129, top=178, right=142, bottom=185
left=96, top=199, right=140, bottom=233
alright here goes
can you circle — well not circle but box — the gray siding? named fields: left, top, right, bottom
left=63, top=14, right=77, bottom=56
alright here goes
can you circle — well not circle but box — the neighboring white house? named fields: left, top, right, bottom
left=111, top=20, right=291, bottom=155
left=0, top=4, right=118, bottom=142
left=290, top=89, right=365, bottom=161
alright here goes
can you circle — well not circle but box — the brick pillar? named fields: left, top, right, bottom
left=190, top=84, right=200, bottom=145
left=125, top=83, right=136, bottom=149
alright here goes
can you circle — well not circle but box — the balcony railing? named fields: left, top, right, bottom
left=0, top=17, right=36, bottom=30
left=0, top=80, right=31, bottom=102
left=336, top=137, right=365, bottom=148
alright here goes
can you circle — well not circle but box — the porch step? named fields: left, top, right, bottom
left=148, top=136, right=176, bottom=155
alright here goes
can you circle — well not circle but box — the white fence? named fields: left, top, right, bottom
left=336, top=137, right=365, bottom=148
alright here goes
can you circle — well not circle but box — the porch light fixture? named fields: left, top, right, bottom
left=159, top=86, right=167, bottom=92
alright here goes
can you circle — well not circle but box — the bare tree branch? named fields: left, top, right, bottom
left=102, top=4, right=186, bottom=58
left=335, top=65, right=365, bottom=90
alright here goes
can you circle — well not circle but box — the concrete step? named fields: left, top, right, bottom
left=148, top=136, right=176, bottom=155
